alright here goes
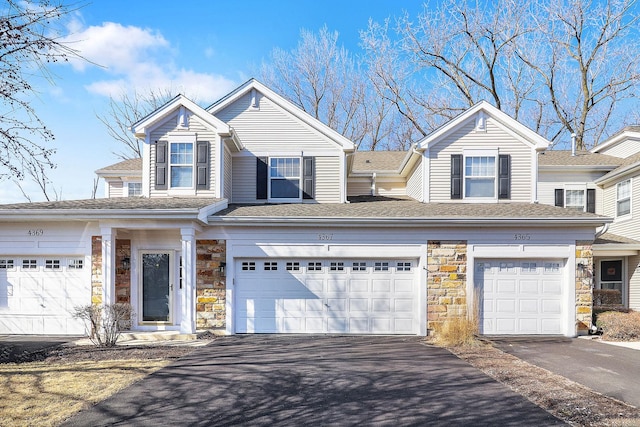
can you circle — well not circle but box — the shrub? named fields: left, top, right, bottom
left=433, top=316, right=479, bottom=347
left=73, top=303, right=133, bottom=347
left=596, top=310, right=640, bottom=341
left=593, top=289, right=623, bottom=307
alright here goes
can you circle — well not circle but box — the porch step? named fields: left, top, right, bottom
left=119, top=331, right=197, bottom=342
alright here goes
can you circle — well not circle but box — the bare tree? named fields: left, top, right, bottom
left=260, top=26, right=397, bottom=150
left=12, top=154, right=61, bottom=201
left=97, top=88, right=178, bottom=160
left=519, top=0, right=640, bottom=149
left=362, top=0, right=640, bottom=150
left=0, top=0, right=82, bottom=189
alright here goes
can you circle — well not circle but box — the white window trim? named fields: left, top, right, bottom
left=124, top=181, right=143, bottom=197
left=616, top=178, right=632, bottom=219
left=597, top=258, right=627, bottom=308
left=463, top=149, right=499, bottom=201
left=166, top=132, right=197, bottom=194
left=268, top=156, right=302, bottom=202
left=564, top=184, right=587, bottom=212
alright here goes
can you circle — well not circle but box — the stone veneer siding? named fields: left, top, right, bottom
left=426, top=241, right=468, bottom=334
left=575, top=241, right=593, bottom=334
left=115, top=239, right=131, bottom=304
left=196, top=240, right=226, bottom=330
left=91, top=236, right=103, bottom=305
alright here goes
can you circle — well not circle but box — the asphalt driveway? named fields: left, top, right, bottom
left=491, top=336, right=640, bottom=408
left=63, top=335, right=564, bottom=426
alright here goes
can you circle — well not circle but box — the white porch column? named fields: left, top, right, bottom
left=100, top=227, right=116, bottom=305
left=180, top=227, right=197, bottom=334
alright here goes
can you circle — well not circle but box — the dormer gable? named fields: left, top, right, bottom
left=415, top=101, right=550, bottom=203
left=208, top=78, right=355, bottom=153
left=591, top=126, right=640, bottom=159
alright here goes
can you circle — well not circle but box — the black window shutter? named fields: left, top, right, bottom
left=196, top=142, right=209, bottom=189
left=587, top=188, right=596, bottom=213
left=302, top=157, right=315, bottom=200
left=451, top=154, right=462, bottom=199
left=256, top=157, right=268, bottom=200
left=155, top=141, right=167, bottom=190
left=498, top=154, right=511, bottom=199
left=555, top=189, right=564, bottom=207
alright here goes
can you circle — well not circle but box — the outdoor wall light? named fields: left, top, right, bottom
left=122, top=257, right=131, bottom=270
left=219, top=262, right=226, bottom=276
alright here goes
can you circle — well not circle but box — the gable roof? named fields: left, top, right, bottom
left=352, top=151, right=409, bottom=173
left=95, top=158, right=143, bottom=177
left=595, top=151, right=640, bottom=185
left=416, top=101, right=550, bottom=151
left=207, top=78, right=355, bottom=152
left=591, top=126, right=640, bottom=154
left=538, top=151, right=622, bottom=169
left=131, top=94, right=231, bottom=139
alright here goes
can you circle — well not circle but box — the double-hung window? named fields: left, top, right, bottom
left=617, top=179, right=631, bottom=217
left=270, top=157, right=301, bottom=200
left=170, top=143, right=194, bottom=188
left=565, top=189, right=585, bottom=211
left=127, top=182, right=142, bottom=197
left=465, top=156, right=496, bottom=198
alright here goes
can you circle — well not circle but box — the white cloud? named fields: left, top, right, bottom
left=62, top=21, right=237, bottom=102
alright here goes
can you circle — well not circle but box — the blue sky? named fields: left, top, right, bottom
left=2, top=0, right=427, bottom=203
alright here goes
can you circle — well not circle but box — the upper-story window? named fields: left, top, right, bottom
left=155, top=135, right=209, bottom=192
left=465, top=156, right=496, bottom=198
left=170, top=142, right=194, bottom=188
left=554, top=187, right=595, bottom=213
left=617, top=179, right=631, bottom=217
left=127, top=182, right=142, bottom=197
left=270, top=157, right=301, bottom=200
left=451, top=151, right=510, bottom=200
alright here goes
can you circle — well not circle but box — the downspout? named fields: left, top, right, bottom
left=594, top=223, right=609, bottom=239
left=371, top=172, right=377, bottom=196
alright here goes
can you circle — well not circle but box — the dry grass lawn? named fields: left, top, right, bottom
left=0, top=358, right=169, bottom=427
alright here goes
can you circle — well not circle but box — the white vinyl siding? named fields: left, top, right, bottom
left=429, top=117, right=532, bottom=202
left=215, top=93, right=342, bottom=153
left=107, top=180, right=124, bottom=198
left=314, top=157, right=341, bottom=203
left=224, top=147, right=233, bottom=200
left=537, top=170, right=603, bottom=213
left=232, top=155, right=341, bottom=203
left=606, top=176, right=640, bottom=240
left=595, top=140, right=640, bottom=159
left=347, top=178, right=373, bottom=197
left=406, top=160, right=423, bottom=201
left=629, top=254, right=640, bottom=310
left=149, top=113, right=218, bottom=197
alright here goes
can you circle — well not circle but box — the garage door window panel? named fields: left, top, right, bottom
left=22, top=259, right=37, bottom=270
left=307, top=262, right=322, bottom=271
left=68, top=259, right=83, bottom=269
left=0, top=259, right=14, bottom=270
left=45, top=260, right=61, bottom=270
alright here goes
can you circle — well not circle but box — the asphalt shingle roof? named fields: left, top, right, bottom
left=95, top=158, right=143, bottom=173
left=594, top=232, right=640, bottom=245
left=538, top=151, right=622, bottom=167
left=352, top=151, right=408, bottom=172
left=0, top=197, right=221, bottom=211
left=212, top=196, right=606, bottom=221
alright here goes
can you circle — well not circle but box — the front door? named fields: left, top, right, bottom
left=141, top=252, right=172, bottom=323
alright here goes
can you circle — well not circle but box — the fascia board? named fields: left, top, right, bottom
left=591, top=131, right=640, bottom=153
left=594, top=162, right=640, bottom=185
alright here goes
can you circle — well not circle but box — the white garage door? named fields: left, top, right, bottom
left=0, top=256, right=90, bottom=335
left=475, top=259, right=564, bottom=335
left=235, top=259, right=419, bottom=334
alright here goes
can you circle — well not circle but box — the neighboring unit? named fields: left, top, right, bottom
left=0, top=79, right=611, bottom=337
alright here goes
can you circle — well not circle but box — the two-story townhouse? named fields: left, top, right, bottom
left=0, top=79, right=608, bottom=337
left=535, top=128, right=640, bottom=314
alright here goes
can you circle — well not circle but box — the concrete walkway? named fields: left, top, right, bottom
left=491, top=336, right=640, bottom=408
left=63, top=335, right=565, bottom=426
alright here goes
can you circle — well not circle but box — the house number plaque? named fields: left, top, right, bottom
left=27, top=229, right=44, bottom=236
left=318, top=233, right=333, bottom=241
